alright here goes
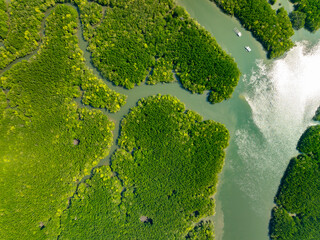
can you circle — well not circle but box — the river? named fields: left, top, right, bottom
left=2, top=1, right=320, bottom=239
left=176, top=1, right=320, bottom=240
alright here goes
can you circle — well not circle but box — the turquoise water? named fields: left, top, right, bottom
left=176, top=1, right=320, bottom=240
left=75, top=0, right=320, bottom=239
left=2, top=1, right=319, bottom=239
left=75, top=2, right=274, bottom=238
left=75, top=0, right=264, bottom=163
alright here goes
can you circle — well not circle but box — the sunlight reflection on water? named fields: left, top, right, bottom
left=235, top=40, right=320, bottom=214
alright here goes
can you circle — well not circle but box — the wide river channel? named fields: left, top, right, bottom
left=2, top=0, right=320, bottom=239
left=77, top=0, right=320, bottom=239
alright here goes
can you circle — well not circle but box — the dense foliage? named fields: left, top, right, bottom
left=59, top=165, right=124, bottom=239
left=0, top=5, right=125, bottom=239
left=0, top=0, right=101, bottom=68
left=290, top=0, right=320, bottom=32
left=147, top=57, right=175, bottom=85
left=0, top=0, right=55, bottom=69
left=269, top=108, right=320, bottom=239
left=289, top=11, right=306, bottom=30
left=185, top=221, right=215, bottom=240
left=59, top=95, right=230, bottom=239
left=77, top=0, right=240, bottom=103
left=0, top=0, right=240, bottom=103
left=297, top=125, right=320, bottom=158
left=313, top=106, right=320, bottom=121
left=0, top=0, right=8, bottom=41
left=212, top=0, right=294, bottom=58
left=77, top=0, right=103, bottom=26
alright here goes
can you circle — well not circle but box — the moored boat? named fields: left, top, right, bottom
left=234, top=27, right=242, bottom=37
left=245, top=46, right=251, bottom=52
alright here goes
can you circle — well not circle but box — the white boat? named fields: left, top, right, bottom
left=234, top=28, right=242, bottom=37
left=245, top=46, right=251, bottom=52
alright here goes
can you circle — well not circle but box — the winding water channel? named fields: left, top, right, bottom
left=2, top=1, right=320, bottom=239
left=177, top=1, right=320, bottom=240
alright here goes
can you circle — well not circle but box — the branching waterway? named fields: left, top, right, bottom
left=2, top=0, right=320, bottom=239
left=178, top=0, right=320, bottom=240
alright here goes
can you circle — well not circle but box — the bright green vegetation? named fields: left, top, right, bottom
left=0, top=0, right=8, bottom=41
left=59, top=95, right=229, bottom=239
left=0, top=89, right=5, bottom=110
left=81, top=75, right=126, bottom=111
left=289, top=0, right=320, bottom=32
left=77, top=0, right=240, bottom=103
left=0, top=0, right=102, bottom=68
left=269, top=109, right=320, bottom=240
left=77, top=0, right=103, bottom=26
left=0, top=0, right=55, bottom=69
left=147, top=58, right=175, bottom=85
left=0, top=5, right=125, bottom=239
left=59, top=165, right=124, bottom=239
left=0, top=0, right=125, bottom=111
left=185, top=221, right=215, bottom=239
left=1, top=0, right=240, bottom=103
left=212, top=0, right=294, bottom=58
